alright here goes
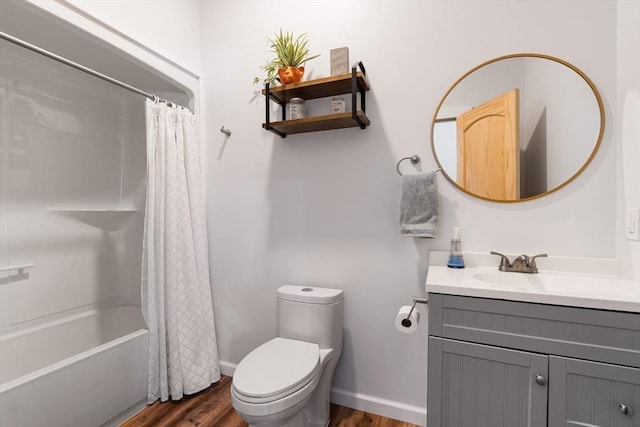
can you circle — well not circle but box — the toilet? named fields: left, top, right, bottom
left=231, top=285, right=344, bottom=427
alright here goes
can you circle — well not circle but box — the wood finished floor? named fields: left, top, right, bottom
left=122, top=375, right=419, bottom=427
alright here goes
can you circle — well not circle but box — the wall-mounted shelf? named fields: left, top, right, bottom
left=262, top=61, right=370, bottom=138
left=262, top=111, right=370, bottom=135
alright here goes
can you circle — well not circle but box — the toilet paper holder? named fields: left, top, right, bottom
left=402, top=296, right=428, bottom=327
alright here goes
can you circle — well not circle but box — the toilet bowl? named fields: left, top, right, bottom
left=231, top=286, right=344, bottom=427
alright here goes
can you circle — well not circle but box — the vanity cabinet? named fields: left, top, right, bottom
left=427, top=293, right=640, bottom=427
left=261, top=61, right=370, bottom=137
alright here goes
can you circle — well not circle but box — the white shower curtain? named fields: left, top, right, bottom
left=143, top=99, right=220, bottom=403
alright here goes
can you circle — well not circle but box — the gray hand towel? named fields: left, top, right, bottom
left=399, top=171, right=439, bottom=238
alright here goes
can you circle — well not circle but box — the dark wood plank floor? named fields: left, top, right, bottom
left=122, top=375, right=419, bottom=427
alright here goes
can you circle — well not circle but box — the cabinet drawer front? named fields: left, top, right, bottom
left=428, top=294, right=640, bottom=367
left=549, top=356, right=640, bottom=427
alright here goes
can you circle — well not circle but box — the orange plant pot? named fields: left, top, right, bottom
left=278, top=66, right=305, bottom=84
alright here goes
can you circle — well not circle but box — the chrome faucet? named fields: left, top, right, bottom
left=490, top=251, right=548, bottom=273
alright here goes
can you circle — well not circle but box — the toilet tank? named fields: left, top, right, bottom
left=277, top=286, right=344, bottom=350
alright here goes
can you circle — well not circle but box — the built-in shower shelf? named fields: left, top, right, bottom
left=47, top=209, right=138, bottom=231
left=0, top=263, right=34, bottom=274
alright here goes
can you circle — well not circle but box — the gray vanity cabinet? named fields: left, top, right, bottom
left=427, top=293, right=640, bottom=427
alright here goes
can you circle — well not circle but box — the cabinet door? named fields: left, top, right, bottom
left=549, top=356, right=640, bottom=427
left=428, top=337, right=548, bottom=427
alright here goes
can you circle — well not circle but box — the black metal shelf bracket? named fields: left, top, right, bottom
left=264, top=82, right=287, bottom=138
left=351, top=61, right=367, bottom=129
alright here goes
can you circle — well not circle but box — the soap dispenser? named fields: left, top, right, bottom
left=447, top=227, right=465, bottom=268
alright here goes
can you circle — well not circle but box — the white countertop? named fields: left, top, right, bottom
left=425, top=252, right=640, bottom=313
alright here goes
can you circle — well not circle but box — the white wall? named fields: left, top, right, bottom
left=200, top=0, right=623, bottom=423
left=617, top=0, right=640, bottom=280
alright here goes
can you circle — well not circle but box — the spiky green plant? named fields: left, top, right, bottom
left=253, top=30, right=320, bottom=85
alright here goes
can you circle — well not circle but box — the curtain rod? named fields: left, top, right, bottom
left=0, top=30, right=185, bottom=109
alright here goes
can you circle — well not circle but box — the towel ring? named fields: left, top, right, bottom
left=396, top=155, right=421, bottom=176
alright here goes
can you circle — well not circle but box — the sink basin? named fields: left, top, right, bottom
left=472, top=271, right=616, bottom=296
left=473, top=272, right=547, bottom=291
left=472, top=271, right=625, bottom=298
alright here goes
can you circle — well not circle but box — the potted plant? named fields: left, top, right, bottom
left=254, top=30, right=320, bottom=86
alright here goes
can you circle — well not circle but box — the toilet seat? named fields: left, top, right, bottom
left=232, top=337, right=320, bottom=404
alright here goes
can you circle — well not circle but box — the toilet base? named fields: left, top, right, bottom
left=247, top=410, right=306, bottom=427
left=247, top=412, right=329, bottom=427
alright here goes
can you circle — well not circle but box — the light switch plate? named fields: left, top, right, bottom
left=626, top=208, right=640, bottom=241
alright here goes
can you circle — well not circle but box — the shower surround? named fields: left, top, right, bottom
left=0, top=32, right=154, bottom=426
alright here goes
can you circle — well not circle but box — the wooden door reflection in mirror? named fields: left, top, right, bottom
left=457, top=89, right=519, bottom=200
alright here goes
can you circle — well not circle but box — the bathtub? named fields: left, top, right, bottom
left=0, top=305, right=148, bottom=427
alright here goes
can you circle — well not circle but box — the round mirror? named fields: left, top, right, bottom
left=431, top=53, right=605, bottom=202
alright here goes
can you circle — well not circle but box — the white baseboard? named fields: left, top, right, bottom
left=103, top=399, right=146, bottom=427
left=220, top=360, right=237, bottom=377
left=221, top=360, right=426, bottom=426
left=330, top=388, right=426, bottom=426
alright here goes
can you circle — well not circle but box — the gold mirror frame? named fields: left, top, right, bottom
left=431, top=53, right=605, bottom=203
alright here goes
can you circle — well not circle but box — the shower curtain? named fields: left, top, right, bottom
left=143, top=99, right=220, bottom=403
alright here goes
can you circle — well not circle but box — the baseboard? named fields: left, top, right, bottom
left=221, top=360, right=426, bottom=426
left=330, top=388, right=426, bottom=426
left=220, top=360, right=237, bottom=377
left=102, top=399, right=146, bottom=427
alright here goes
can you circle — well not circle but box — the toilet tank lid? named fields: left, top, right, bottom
left=278, top=285, right=344, bottom=304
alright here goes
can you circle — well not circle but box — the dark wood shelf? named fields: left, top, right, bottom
left=262, top=61, right=370, bottom=137
left=262, top=72, right=370, bottom=104
left=263, top=111, right=370, bottom=135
